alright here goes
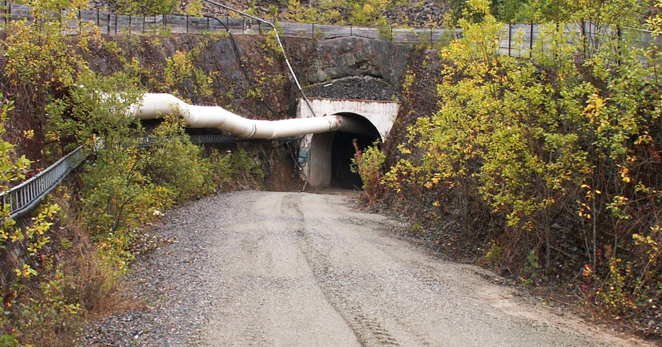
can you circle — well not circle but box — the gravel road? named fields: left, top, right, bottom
left=79, top=191, right=649, bottom=347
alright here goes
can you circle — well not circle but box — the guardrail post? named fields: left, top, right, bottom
left=508, top=23, right=512, bottom=56
left=529, top=21, right=533, bottom=58
left=617, top=25, right=622, bottom=66
left=350, top=24, right=352, bottom=37
left=107, top=13, right=110, bottom=34
left=142, top=15, right=145, bottom=33
left=312, top=22, right=314, bottom=39
left=128, top=15, right=132, bottom=35
left=554, top=22, right=559, bottom=59
left=115, top=14, right=118, bottom=35
left=186, top=14, right=189, bottom=33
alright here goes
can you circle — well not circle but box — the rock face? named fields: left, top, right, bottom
left=302, top=37, right=409, bottom=85
left=284, top=37, right=411, bottom=101
left=303, top=76, right=397, bottom=101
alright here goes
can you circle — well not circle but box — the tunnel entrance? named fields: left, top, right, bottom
left=326, top=112, right=381, bottom=189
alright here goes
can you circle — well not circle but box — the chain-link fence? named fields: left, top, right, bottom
left=498, top=22, right=662, bottom=58
left=0, top=2, right=459, bottom=43
left=3, top=1, right=661, bottom=49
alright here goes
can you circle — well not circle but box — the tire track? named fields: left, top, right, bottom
left=281, top=194, right=400, bottom=346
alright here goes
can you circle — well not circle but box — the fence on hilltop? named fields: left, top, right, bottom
left=2, top=2, right=661, bottom=53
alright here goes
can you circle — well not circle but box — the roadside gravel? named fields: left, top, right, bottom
left=77, top=192, right=245, bottom=346
left=78, top=191, right=651, bottom=346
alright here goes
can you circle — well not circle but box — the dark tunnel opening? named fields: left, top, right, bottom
left=329, top=113, right=381, bottom=190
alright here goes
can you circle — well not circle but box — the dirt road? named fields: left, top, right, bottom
left=80, top=191, right=648, bottom=346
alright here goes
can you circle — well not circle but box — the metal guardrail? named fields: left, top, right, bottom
left=138, top=134, right=240, bottom=147
left=0, top=146, right=89, bottom=219
left=190, top=134, right=304, bottom=143
left=189, top=134, right=242, bottom=143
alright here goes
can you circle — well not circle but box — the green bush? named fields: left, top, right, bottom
left=209, top=147, right=265, bottom=191
left=0, top=96, right=70, bottom=346
left=145, top=116, right=213, bottom=202
left=351, top=140, right=385, bottom=204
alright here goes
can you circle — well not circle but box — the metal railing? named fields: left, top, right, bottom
left=0, top=146, right=89, bottom=219
left=139, top=134, right=240, bottom=146
left=189, top=134, right=242, bottom=143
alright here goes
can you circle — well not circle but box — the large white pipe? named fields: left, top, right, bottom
left=129, top=93, right=368, bottom=139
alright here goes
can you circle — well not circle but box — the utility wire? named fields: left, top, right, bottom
left=201, top=0, right=317, bottom=117
left=204, top=14, right=279, bottom=119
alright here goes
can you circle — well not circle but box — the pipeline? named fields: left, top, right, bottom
left=130, top=93, right=369, bottom=139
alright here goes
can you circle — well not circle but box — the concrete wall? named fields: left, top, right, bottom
left=297, top=98, right=399, bottom=187
left=299, top=98, right=399, bottom=139
left=305, top=132, right=335, bottom=187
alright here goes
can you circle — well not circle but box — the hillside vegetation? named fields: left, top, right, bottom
left=0, top=1, right=283, bottom=345
left=352, top=0, right=662, bottom=338
left=1, top=0, right=661, bottom=344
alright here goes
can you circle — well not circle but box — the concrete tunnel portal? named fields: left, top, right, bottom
left=298, top=98, right=399, bottom=189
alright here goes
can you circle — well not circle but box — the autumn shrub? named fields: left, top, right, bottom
left=383, top=0, right=662, bottom=332
left=0, top=0, right=96, bottom=161
left=377, top=17, right=392, bottom=41
left=184, top=0, right=203, bottom=16
left=163, top=50, right=214, bottom=101
left=0, top=3, right=237, bottom=345
left=348, top=0, right=389, bottom=27
left=0, top=97, right=69, bottom=346
left=0, top=4, right=149, bottom=344
left=351, top=140, right=385, bottom=204
left=8, top=266, right=82, bottom=346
